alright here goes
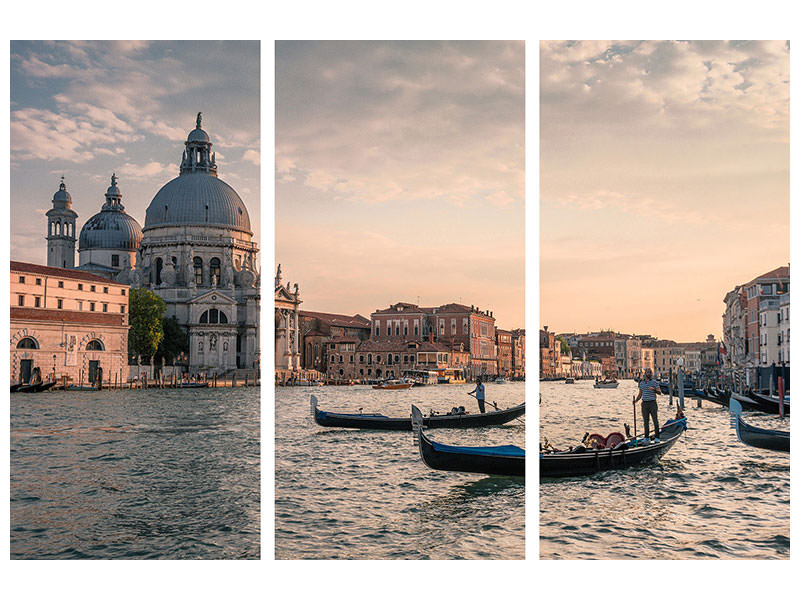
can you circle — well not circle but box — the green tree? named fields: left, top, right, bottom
left=556, top=336, right=571, bottom=356
left=128, top=288, right=166, bottom=364
left=155, top=316, right=189, bottom=364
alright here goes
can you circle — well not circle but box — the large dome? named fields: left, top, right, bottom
left=144, top=173, right=252, bottom=233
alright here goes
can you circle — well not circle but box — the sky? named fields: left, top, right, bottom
left=540, top=40, right=789, bottom=342
left=10, top=40, right=260, bottom=264
left=276, top=41, right=525, bottom=330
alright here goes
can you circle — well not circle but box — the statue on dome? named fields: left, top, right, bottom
left=196, top=112, right=202, bottom=128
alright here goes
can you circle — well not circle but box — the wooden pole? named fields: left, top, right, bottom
left=778, top=376, right=785, bottom=418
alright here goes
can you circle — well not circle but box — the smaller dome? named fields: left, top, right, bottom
left=52, top=179, right=72, bottom=209
left=188, top=127, right=210, bottom=143
left=79, top=211, right=143, bottom=251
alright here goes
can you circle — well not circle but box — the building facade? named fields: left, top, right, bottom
left=10, top=262, right=129, bottom=385
left=275, top=265, right=301, bottom=373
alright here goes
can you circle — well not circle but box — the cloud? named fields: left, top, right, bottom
left=242, top=149, right=260, bottom=165
left=276, top=41, right=524, bottom=209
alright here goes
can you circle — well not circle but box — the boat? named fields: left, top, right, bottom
left=310, top=395, right=525, bottom=431
left=372, top=380, right=413, bottom=390
left=747, top=390, right=790, bottom=415
left=66, top=385, right=101, bottom=391
left=411, top=405, right=524, bottom=477
left=540, top=415, right=687, bottom=478
left=494, top=377, right=508, bottom=384
left=729, top=398, right=789, bottom=452
left=729, top=391, right=760, bottom=411
left=10, top=383, right=23, bottom=393
left=564, top=378, right=575, bottom=384
left=593, top=380, right=619, bottom=389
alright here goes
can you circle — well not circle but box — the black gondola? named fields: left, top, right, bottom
left=747, top=390, right=790, bottom=415
left=540, top=417, right=687, bottom=478
left=10, top=383, right=23, bottom=393
left=410, top=405, right=524, bottom=476
left=174, top=382, right=210, bottom=388
left=310, top=395, right=525, bottom=431
left=729, top=399, right=789, bottom=452
left=17, top=382, right=44, bottom=393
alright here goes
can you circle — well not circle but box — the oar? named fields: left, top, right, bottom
left=632, top=394, right=638, bottom=442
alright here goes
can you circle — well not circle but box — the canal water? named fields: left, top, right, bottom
left=275, top=382, right=525, bottom=559
left=539, top=379, right=790, bottom=559
left=10, top=387, right=260, bottom=559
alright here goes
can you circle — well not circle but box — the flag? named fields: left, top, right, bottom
left=717, top=342, right=727, bottom=366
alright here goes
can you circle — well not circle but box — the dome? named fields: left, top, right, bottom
left=187, top=127, right=210, bottom=143
left=78, top=174, right=143, bottom=251
left=79, top=210, right=143, bottom=250
left=53, top=184, right=71, bottom=205
left=144, top=173, right=252, bottom=233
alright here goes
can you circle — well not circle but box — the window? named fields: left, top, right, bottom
left=102, top=304, right=108, bottom=312
left=103, top=287, right=108, bottom=294
left=414, top=321, right=419, bottom=337
left=58, top=281, right=64, bottom=288
left=120, top=305, right=125, bottom=313
left=330, top=356, right=335, bottom=364
left=155, top=258, right=163, bottom=285
left=121, top=289, right=126, bottom=296
left=210, top=257, right=221, bottom=284
left=90, top=302, right=95, bottom=312
left=18, top=276, right=25, bottom=283
left=57, top=299, right=63, bottom=309
left=194, top=257, right=203, bottom=285
left=349, top=355, right=354, bottom=363
left=34, top=297, right=41, bottom=307
left=111, top=254, right=119, bottom=267
left=17, top=295, right=24, bottom=306
left=16, top=337, right=38, bottom=349
left=395, top=324, right=400, bottom=336
left=367, top=354, right=373, bottom=364
left=387, top=355, right=393, bottom=365
left=78, top=301, right=83, bottom=310
left=35, top=278, right=41, bottom=285
left=359, top=355, right=364, bottom=363
left=199, top=309, right=228, bottom=324
left=78, top=283, right=83, bottom=290
left=90, top=285, right=96, bottom=292
left=451, top=319, right=456, bottom=335
left=338, top=355, right=343, bottom=363
left=376, top=355, right=382, bottom=363
left=86, top=339, right=104, bottom=351
left=404, top=323, right=408, bottom=336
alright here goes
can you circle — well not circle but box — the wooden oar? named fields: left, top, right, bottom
left=632, top=394, right=638, bottom=441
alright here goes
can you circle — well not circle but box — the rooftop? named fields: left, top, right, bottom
left=11, top=261, right=125, bottom=285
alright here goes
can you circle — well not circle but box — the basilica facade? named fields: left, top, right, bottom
left=43, top=113, right=260, bottom=374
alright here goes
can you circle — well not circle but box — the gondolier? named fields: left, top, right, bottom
left=468, top=376, right=486, bottom=413
left=634, top=367, right=661, bottom=442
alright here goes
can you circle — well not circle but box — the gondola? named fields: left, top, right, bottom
left=17, top=381, right=44, bottom=393
left=174, top=382, right=210, bottom=388
left=593, top=380, right=618, bottom=389
left=729, top=391, right=761, bottom=411
left=10, top=383, right=23, bottom=393
left=411, top=405, right=524, bottom=476
left=747, top=390, right=790, bottom=415
left=729, top=399, right=789, bottom=452
left=540, top=416, right=687, bottom=478
left=693, top=387, right=730, bottom=407
left=310, top=395, right=525, bottom=431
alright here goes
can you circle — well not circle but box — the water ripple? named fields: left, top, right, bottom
left=540, top=380, right=789, bottom=559
left=275, top=383, right=525, bottom=559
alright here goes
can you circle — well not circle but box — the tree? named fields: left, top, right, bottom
left=556, top=335, right=571, bottom=356
left=155, top=315, right=189, bottom=364
left=128, top=288, right=166, bottom=364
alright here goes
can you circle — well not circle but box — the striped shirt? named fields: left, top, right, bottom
left=638, top=379, right=660, bottom=402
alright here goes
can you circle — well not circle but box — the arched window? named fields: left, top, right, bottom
left=199, top=309, right=227, bottom=324
left=155, top=257, right=163, bottom=285
left=210, top=308, right=219, bottom=323
left=200, top=311, right=208, bottom=323
left=210, top=257, right=221, bottom=284
left=86, top=339, right=104, bottom=351
left=194, top=257, right=203, bottom=285
left=219, top=311, right=228, bottom=323
left=16, top=337, right=38, bottom=349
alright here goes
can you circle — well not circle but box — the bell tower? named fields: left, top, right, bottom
left=45, top=177, right=78, bottom=268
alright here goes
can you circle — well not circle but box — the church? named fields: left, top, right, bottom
left=44, top=114, right=260, bottom=374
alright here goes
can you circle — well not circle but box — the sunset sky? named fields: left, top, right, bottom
left=276, top=41, right=525, bottom=330
left=540, top=40, right=789, bottom=341
left=10, top=41, right=260, bottom=263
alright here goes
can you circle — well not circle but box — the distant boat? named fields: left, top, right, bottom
left=565, top=378, right=575, bottom=384
left=373, top=380, right=413, bottom=390
left=593, top=380, right=618, bottom=389
left=494, top=377, right=508, bottom=384
left=747, top=390, right=790, bottom=415
left=729, top=398, right=789, bottom=452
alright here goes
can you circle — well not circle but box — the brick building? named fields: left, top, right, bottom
left=298, top=310, right=371, bottom=374
left=511, top=328, right=525, bottom=379
left=496, top=329, right=513, bottom=376
left=10, top=261, right=129, bottom=385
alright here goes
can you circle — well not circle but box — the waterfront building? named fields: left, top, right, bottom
left=10, top=261, right=129, bottom=385
left=275, top=265, right=301, bottom=374
left=576, top=332, right=616, bottom=363
left=298, top=310, right=371, bottom=373
left=758, top=297, right=781, bottom=367
left=723, top=266, right=789, bottom=378
left=539, top=326, right=560, bottom=378
left=352, top=340, right=451, bottom=381
left=496, top=329, right=513, bottom=376
left=641, top=347, right=654, bottom=374
left=778, top=292, right=790, bottom=366
left=511, top=328, right=525, bottom=379
left=45, top=178, right=78, bottom=269
left=685, top=348, right=702, bottom=374
left=371, top=302, right=498, bottom=379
